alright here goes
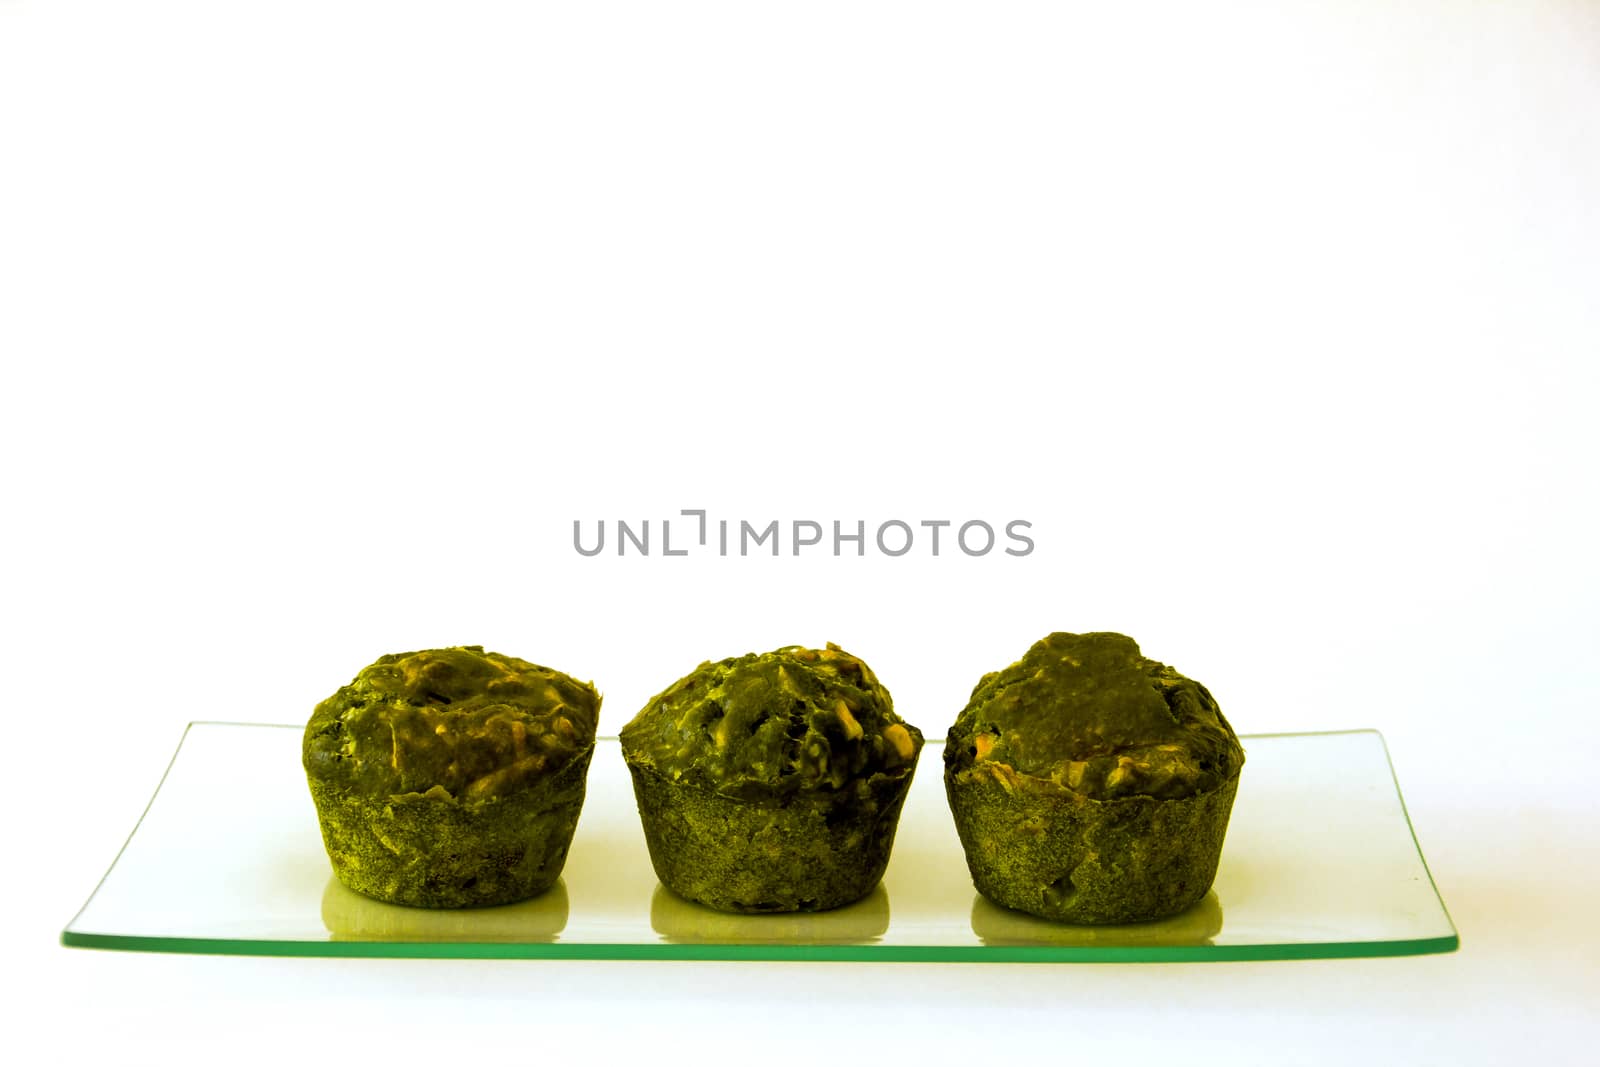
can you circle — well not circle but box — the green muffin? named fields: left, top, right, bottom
left=621, top=643, right=923, bottom=914
left=303, top=646, right=599, bottom=908
left=945, top=632, right=1243, bottom=924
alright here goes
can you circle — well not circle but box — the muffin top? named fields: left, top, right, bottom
left=621, top=643, right=922, bottom=801
left=303, top=646, right=600, bottom=802
left=946, top=632, right=1242, bottom=801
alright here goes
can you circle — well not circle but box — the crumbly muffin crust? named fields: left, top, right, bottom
left=945, top=632, right=1241, bottom=800
left=305, top=646, right=598, bottom=801
left=621, top=643, right=919, bottom=799
left=944, top=632, right=1243, bottom=924
left=622, top=643, right=922, bottom=914
left=303, top=646, right=599, bottom=909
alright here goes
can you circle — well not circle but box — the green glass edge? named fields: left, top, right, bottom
left=58, top=929, right=1459, bottom=963
left=60, top=722, right=1461, bottom=963
left=1368, top=729, right=1461, bottom=950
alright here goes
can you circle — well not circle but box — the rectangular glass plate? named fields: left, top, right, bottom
left=62, top=724, right=1457, bottom=962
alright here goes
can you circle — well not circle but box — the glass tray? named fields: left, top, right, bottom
left=62, top=724, right=1457, bottom=962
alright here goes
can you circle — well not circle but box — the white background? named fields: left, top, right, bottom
left=3, top=1, right=1596, bottom=1063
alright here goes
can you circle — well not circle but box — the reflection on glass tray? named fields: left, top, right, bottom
left=62, top=725, right=1457, bottom=962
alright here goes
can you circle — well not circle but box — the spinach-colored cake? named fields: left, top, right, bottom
left=303, top=646, right=599, bottom=908
left=944, top=632, right=1243, bottom=924
left=621, top=643, right=923, bottom=914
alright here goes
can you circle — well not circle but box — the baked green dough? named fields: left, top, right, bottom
left=621, top=643, right=922, bottom=913
left=303, top=646, right=599, bottom=908
left=945, top=632, right=1243, bottom=924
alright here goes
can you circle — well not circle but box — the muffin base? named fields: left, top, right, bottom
left=945, top=763, right=1239, bottom=924
left=626, top=762, right=916, bottom=914
left=308, top=747, right=593, bottom=909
